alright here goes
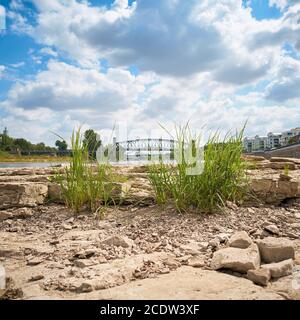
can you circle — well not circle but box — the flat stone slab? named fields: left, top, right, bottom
left=77, top=267, right=283, bottom=300
left=0, top=183, right=48, bottom=209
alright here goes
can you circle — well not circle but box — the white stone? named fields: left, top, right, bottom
left=210, top=243, right=260, bottom=273
left=264, top=224, right=280, bottom=235
left=228, top=231, right=253, bottom=249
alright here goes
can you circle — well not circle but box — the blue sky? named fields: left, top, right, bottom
left=0, top=0, right=300, bottom=145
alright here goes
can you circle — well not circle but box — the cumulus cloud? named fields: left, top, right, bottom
left=2, top=60, right=152, bottom=111
left=249, top=3, right=300, bottom=54
left=3, top=0, right=300, bottom=144
left=266, top=56, right=300, bottom=101
left=9, top=0, right=273, bottom=84
left=269, top=0, right=300, bottom=10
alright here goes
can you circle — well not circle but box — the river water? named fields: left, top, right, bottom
left=0, top=162, right=65, bottom=168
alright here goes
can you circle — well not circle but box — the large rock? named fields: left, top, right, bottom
left=0, top=183, right=48, bottom=209
left=210, top=243, right=260, bottom=273
left=101, top=235, right=134, bottom=248
left=228, top=231, right=253, bottom=249
left=261, top=259, right=294, bottom=278
left=256, top=237, right=295, bottom=263
left=250, top=178, right=299, bottom=205
left=247, top=268, right=271, bottom=286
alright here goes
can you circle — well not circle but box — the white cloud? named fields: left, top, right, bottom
left=10, top=0, right=274, bottom=84
left=269, top=0, right=300, bottom=10
left=3, top=0, right=300, bottom=144
left=10, top=61, right=25, bottom=68
left=3, top=60, right=154, bottom=112
left=0, top=65, right=5, bottom=77
left=40, top=47, right=58, bottom=57
left=266, top=55, right=300, bottom=101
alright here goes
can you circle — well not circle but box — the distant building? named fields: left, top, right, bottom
left=267, top=132, right=282, bottom=150
left=243, top=135, right=267, bottom=152
left=289, top=134, right=300, bottom=145
left=280, top=128, right=300, bottom=146
left=244, top=127, right=300, bottom=153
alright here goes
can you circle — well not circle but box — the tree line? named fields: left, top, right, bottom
left=0, top=127, right=101, bottom=156
left=0, top=127, right=57, bottom=153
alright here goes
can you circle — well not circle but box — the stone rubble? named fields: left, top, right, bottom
left=0, top=160, right=300, bottom=299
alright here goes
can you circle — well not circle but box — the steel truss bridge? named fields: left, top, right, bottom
left=115, top=138, right=176, bottom=152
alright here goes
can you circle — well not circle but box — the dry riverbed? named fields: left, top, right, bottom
left=1, top=203, right=300, bottom=300
left=1, top=157, right=300, bottom=300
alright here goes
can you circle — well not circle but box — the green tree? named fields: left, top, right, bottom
left=83, top=129, right=101, bottom=159
left=55, top=140, right=68, bottom=152
left=13, top=138, right=31, bottom=151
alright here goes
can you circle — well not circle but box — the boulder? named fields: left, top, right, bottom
left=250, top=178, right=299, bottom=205
left=210, top=243, right=260, bottom=273
left=261, top=259, right=294, bottom=278
left=256, top=237, right=295, bottom=263
left=0, top=183, right=48, bottom=209
left=101, top=235, right=134, bottom=248
left=228, top=231, right=253, bottom=249
left=247, top=268, right=271, bottom=286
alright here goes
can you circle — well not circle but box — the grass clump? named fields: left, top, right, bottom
left=148, top=125, right=248, bottom=213
left=54, top=128, right=116, bottom=216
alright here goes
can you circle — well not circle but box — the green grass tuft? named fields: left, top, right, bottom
left=148, top=125, right=248, bottom=213
left=54, top=128, right=116, bottom=216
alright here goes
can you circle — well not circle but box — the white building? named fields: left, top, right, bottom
left=266, top=132, right=282, bottom=150
left=280, top=128, right=300, bottom=146
left=243, top=135, right=267, bottom=152
left=244, top=127, right=300, bottom=153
